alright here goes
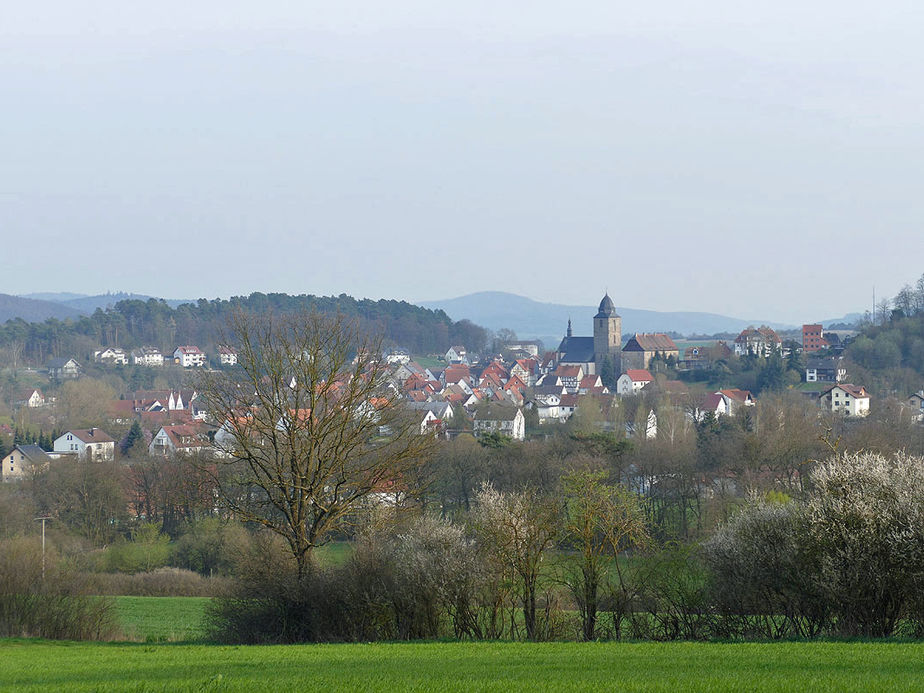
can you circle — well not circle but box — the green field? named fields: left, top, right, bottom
left=116, top=596, right=210, bottom=642
left=2, top=640, right=923, bottom=691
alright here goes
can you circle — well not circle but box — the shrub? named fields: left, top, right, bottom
left=0, top=537, right=117, bottom=640
left=103, top=524, right=170, bottom=573
left=85, top=568, right=231, bottom=597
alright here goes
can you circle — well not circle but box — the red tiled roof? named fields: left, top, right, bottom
left=624, top=369, right=653, bottom=382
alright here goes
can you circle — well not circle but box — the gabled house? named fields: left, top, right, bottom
left=805, top=357, right=846, bottom=383
left=621, top=334, right=679, bottom=371
left=554, top=365, right=584, bottom=394
left=716, top=389, right=755, bottom=415
left=820, top=384, right=870, bottom=417
left=474, top=405, right=525, bottom=441
left=2, top=445, right=52, bottom=482
left=733, top=326, right=782, bottom=357
left=14, top=388, right=45, bottom=409
left=616, top=369, right=653, bottom=396
left=149, top=424, right=214, bottom=457
left=907, top=390, right=924, bottom=422
left=691, top=393, right=728, bottom=421
left=47, top=358, right=81, bottom=379
left=217, top=346, right=238, bottom=366
left=445, top=346, right=468, bottom=364
left=53, top=428, right=115, bottom=461
left=94, top=347, right=128, bottom=365
left=174, top=346, right=206, bottom=368
left=510, top=358, right=539, bottom=386
left=131, top=347, right=164, bottom=367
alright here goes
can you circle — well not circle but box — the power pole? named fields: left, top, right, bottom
left=34, top=516, right=51, bottom=580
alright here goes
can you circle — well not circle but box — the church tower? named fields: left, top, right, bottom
left=593, top=293, right=621, bottom=373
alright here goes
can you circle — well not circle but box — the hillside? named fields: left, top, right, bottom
left=418, top=292, right=793, bottom=340
left=0, top=293, right=84, bottom=323
left=0, top=292, right=488, bottom=365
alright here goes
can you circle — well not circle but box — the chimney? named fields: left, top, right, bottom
left=88, top=428, right=95, bottom=437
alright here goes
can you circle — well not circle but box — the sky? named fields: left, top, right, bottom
left=3, top=1, right=923, bottom=323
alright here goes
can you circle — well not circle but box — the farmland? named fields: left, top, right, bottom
left=2, top=639, right=922, bottom=692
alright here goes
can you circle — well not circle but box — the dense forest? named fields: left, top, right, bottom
left=844, top=273, right=924, bottom=396
left=0, top=293, right=489, bottom=365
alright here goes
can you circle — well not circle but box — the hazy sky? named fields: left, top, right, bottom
left=3, top=1, right=923, bottom=323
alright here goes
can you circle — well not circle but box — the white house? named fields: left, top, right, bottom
left=217, top=346, right=238, bottom=366
left=445, top=346, right=468, bottom=364
left=474, top=405, right=525, bottom=441
left=47, top=358, right=81, bottom=379
left=131, top=347, right=164, bottom=367
left=94, top=347, right=128, bottom=365
left=149, top=424, right=213, bottom=457
left=53, top=428, right=115, bottom=461
left=716, top=389, right=755, bottom=416
left=2, top=445, right=52, bottom=482
left=15, top=388, right=45, bottom=408
left=733, top=326, right=782, bottom=357
left=820, top=384, right=870, bottom=417
left=174, top=346, right=206, bottom=368
left=384, top=348, right=411, bottom=365
left=908, top=390, right=924, bottom=423
left=616, top=369, right=653, bottom=396
left=805, top=357, right=847, bottom=383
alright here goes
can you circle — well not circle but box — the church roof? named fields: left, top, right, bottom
left=595, top=293, right=618, bottom=318
left=557, top=336, right=595, bottom=364
left=623, top=333, right=678, bottom=352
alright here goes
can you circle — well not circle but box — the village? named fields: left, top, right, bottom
left=3, top=293, right=920, bottom=481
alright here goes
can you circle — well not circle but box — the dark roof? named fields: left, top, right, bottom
left=47, top=357, right=78, bottom=369
left=557, top=336, right=595, bottom=364
left=475, top=404, right=521, bottom=422
left=69, top=428, right=115, bottom=444
left=595, top=293, right=618, bottom=318
left=623, top=333, right=677, bottom=352
left=13, top=445, right=52, bottom=465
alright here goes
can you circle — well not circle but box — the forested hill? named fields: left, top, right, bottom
left=0, top=293, right=489, bottom=365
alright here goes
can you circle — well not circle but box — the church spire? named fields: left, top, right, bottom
left=567, top=318, right=572, bottom=338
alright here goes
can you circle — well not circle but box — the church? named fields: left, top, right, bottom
left=556, top=293, right=621, bottom=376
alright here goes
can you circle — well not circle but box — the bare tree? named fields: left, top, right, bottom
left=198, top=310, right=434, bottom=578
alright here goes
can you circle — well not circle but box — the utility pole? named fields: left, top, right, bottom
left=34, top=516, right=51, bottom=580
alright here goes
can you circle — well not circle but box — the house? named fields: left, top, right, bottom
left=149, top=424, right=214, bottom=457
left=217, top=346, right=238, bottom=366
left=94, top=347, right=128, bottom=365
left=616, top=369, right=654, bottom=396
left=384, top=348, right=411, bottom=365
left=2, top=445, right=52, bottom=482
left=692, top=393, right=728, bottom=421
left=554, top=365, right=584, bottom=393
left=131, top=347, right=164, bottom=367
left=802, top=324, right=829, bottom=353
left=47, top=357, right=81, bottom=379
left=716, top=389, right=755, bottom=415
left=820, top=384, right=870, bottom=417
left=53, top=428, right=116, bottom=461
left=473, top=405, right=526, bottom=441
left=733, top=326, right=782, bottom=357
left=621, top=334, right=679, bottom=371
left=907, top=390, right=924, bottom=422
left=578, top=374, right=608, bottom=395
left=805, top=357, right=846, bottom=383
left=510, top=358, right=539, bottom=386
left=174, top=346, right=206, bottom=368
left=445, top=346, right=468, bottom=364
left=504, top=340, right=541, bottom=357
left=14, top=388, right=45, bottom=408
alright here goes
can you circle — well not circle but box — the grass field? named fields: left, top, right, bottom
left=115, top=597, right=210, bottom=642
left=2, top=640, right=923, bottom=691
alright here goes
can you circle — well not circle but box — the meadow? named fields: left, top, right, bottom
left=2, top=639, right=923, bottom=692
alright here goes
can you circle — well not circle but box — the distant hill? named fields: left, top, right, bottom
left=18, top=292, right=192, bottom=315
left=20, top=292, right=89, bottom=303
left=418, top=292, right=794, bottom=340
left=58, top=293, right=192, bottom=313
left=0, top=294, right=84, bottom=323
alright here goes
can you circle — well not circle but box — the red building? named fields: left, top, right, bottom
left=802, top=324, right=828, bottom=353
